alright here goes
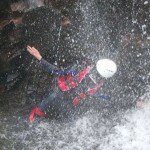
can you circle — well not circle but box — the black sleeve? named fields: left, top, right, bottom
left=39, top=58, right=78, bottom=75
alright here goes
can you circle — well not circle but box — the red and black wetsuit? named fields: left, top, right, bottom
left=29, top=58, right=108, bottom=122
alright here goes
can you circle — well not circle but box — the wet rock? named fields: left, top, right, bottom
left=10, top=0, right=45, bottom=12
left=22, top=6, right=63, bottom=65
left=49, top=0, right=77, bottom=9
left=0, top=15, right=27, bottom=93
left=0, top=20, right=11, bottom=30
left=10, top=1, right=29, bottom=12
left=61, top=16, right=71, bottom=27
left=0, top=50, right=26, bottom=93
left=28, top=0, right=45, bottom=9
left=23, top=7, right=61, bottom=35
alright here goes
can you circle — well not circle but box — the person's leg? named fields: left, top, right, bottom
left=38, top=86, right=59, bottom=110
left=39, top=88, right=74, bottom=118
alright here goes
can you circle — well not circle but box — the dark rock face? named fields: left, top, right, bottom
left=0, top=0, right=149, bottom=110
left=22, top=7, right=62, bottom=63
left=0, top=3, right=62, bottom=94
left=0, top=50, right=26, bottom=92
left=0, top=19, right=26, bottom=93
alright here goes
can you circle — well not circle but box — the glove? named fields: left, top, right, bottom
left=29, top=107, right=46, bottom=123
left=72, top=97, right=80, bottom=106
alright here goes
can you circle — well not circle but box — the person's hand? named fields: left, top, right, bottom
left=136, top=100, right=145, bottom=108
left=27, top=46, right=42, bottom=60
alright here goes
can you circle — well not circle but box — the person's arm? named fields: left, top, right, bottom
left=39, top=58, right=78, bottom=75
left=27, top=46, right=78, bottom=75
left=27, top=45, right=42, bottom=60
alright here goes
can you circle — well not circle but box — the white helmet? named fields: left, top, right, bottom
left=96, top=59, right=117, bottom=78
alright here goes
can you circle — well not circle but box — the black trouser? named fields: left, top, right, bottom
left=38, top=86, right=74, bottom=118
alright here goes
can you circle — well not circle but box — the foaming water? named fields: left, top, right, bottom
left=1, top=100, right=150, bottom=150
left=100, top=104, right=150, bottom=150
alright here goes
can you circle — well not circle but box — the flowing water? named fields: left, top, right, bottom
left=1, top=93, right=150, bottom=150
left=0, top=0, right=149, bottom=149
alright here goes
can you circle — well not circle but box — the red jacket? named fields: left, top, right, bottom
left=57, top=66, right=104, bottom=106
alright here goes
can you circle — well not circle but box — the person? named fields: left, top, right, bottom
left=27, top=46, right=117, bottom=123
